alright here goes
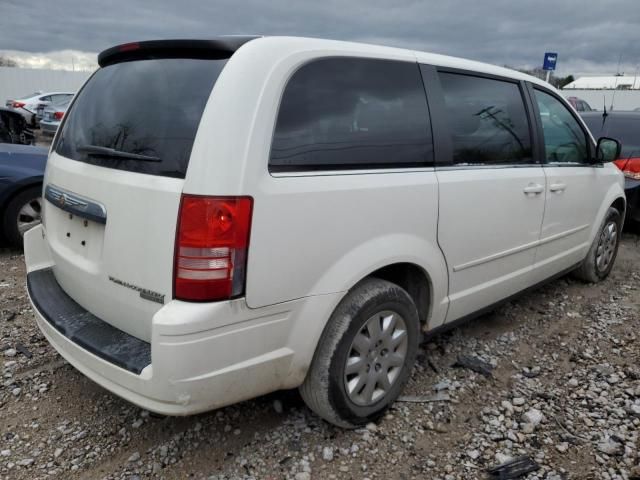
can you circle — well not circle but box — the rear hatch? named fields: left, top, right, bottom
left=43, top=39, right=253, bottom=342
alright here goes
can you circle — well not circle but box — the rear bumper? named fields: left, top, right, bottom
left=40, top=121, right=59, bottom=135
left=24, top=225, right=342, bottom=415
left=28, top=268, right=151, bottom=374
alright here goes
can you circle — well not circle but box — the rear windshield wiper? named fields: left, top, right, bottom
left=77, top=144, right=161, bottom=162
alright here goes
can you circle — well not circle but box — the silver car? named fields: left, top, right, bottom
left=40, top=97, right=71, bottom=136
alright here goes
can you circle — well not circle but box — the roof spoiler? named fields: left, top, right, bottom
left=97, top=37, right=260, bottom=67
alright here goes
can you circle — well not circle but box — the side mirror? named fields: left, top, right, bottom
left=596, top=137, right=621, bottom=163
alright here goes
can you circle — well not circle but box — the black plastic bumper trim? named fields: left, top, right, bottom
left=27, top=268, right=151, bottom=374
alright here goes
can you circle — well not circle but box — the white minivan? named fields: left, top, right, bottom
left=24, top=36, right=625, bottom=427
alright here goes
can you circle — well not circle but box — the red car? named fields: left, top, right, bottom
left=566, top=96, right=593, bottom=112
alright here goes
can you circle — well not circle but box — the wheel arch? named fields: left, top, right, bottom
left=309, top=233, right=447, bottom=322
left=366, top=262, right=432, bottom=328
left=588, top=181, right=626, bottom=244
left=285, top=236, right=449, bottom=389
left=611, top=196, right=626, bottom=220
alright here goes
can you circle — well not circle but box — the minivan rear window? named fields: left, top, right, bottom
left=55, top=58, right=226, bottom=178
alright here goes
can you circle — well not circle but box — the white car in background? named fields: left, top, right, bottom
left=5, top=91, right=74, bottom=126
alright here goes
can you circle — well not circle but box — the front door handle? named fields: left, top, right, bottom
left=523, top=183, right=544, bottom=195
left=549, top=182, right=567, bottom=192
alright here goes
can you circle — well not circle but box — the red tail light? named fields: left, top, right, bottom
left=614, top=157, right=640, bottom=180
left=174, top=195, right=253, bottom=301
left=12, top=101, right=25, bottom=109
left=53, top=111, right=65, bottom=120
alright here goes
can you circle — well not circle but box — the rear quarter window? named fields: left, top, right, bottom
left=55, top=58, right=227, bottom=178
left=269, top=57, right=433, bottom=171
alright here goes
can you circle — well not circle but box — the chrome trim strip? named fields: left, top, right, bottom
left=436, top=164, right=542, bottom=171
left=453, top=224, right=590, bottom=272
left=537, top=224, right=590, bottom=246
left=44, top=184, right=107, bottom=224
left=271, top=167, right=436, bottom=178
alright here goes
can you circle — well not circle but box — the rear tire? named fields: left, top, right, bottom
left=300, top=278, right=419, bottom=428
left=573, top=207, right=621, bottom=283
left=2, top=187, right=42, bottom=247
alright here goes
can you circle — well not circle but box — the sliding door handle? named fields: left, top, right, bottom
left=550, top=182, right=567, bottom=192
left=523, top=183, right=544, bottom=195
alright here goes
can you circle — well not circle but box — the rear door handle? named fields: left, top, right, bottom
left=549, top=182, right=567, bottom=192
left=523, top=183, right=544, bottom=195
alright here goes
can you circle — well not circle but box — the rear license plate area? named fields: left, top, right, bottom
left=46, top=206, right=105, bottom=263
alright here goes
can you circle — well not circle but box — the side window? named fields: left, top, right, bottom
left=438, top=72, right=533, bottom=166
left=534, top=90, right=590, bottom=164
left=269, top=58, right=433, bottom=171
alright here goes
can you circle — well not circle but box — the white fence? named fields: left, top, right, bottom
left=561, top=89, right=640, bottom=111
left=0, top=67, right=92, bottom=101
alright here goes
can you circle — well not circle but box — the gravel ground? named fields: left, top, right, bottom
left=1, top=233, right=639, bottom=480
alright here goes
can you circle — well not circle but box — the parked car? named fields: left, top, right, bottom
left=0, top=107, right=35, bottom=145
left=581, top=111, right=640, bottom=226
left=566, top=96, right=593, bottom=112
left=0, top=144, right=47, bottom=246
left=24, top=37, right=625, bottom=427
left=40, top=98, right=71, bottom=136
left=6, top=92, right=74, bottom=126
left=35, top=94, right=74, bottom=125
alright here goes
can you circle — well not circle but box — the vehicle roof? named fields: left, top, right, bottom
left=257, top=36, right=550, bottom=88
left=262, top=36, right=550, bottom=87
left=99, top=36, right=549, bottom=89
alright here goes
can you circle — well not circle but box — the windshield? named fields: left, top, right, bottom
left=55, top=58, right=227, bottom=178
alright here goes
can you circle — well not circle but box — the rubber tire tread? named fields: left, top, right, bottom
left=573, top=207, right=621, bottom=283
left=2, top=186, right=41, bottom=247
left=299, top=277, right=419, bottom=428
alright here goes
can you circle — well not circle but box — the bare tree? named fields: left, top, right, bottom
left=0, top=57, right=18, bottom=67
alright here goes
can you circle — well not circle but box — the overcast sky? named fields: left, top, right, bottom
left=1, top=0, right=639, bottom=77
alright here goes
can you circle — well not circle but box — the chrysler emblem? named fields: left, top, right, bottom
left=59, top=194, right=66, bottom=207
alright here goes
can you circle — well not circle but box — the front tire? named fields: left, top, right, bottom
left=573, top=207, right=621, bottom=283
left=300, top=278, right=419, bottom=428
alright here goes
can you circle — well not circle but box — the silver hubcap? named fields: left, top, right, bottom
left=17, top=197, right=42, bottom=236
left=596, top=221, right=617, bottom=272
left=344, top=310, right=408, bottom=406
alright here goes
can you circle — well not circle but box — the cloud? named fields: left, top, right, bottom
left=0, top=49, right=97, bottom=71
left=1, top=0, right=639, bottom=76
